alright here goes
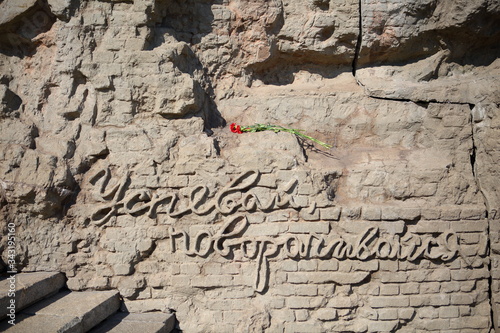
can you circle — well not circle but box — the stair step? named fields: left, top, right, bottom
left=90, top=312, right=176, bottom=333
left=0, top=290, right=120, bottom=333
left=0, top=272, right=65, bottom=320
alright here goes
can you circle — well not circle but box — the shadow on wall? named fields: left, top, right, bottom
left=146, top=0, right=224, bottom=130
left=146, top=0, right=216, bottom=48
left=0, top=0, right=56, bottom=58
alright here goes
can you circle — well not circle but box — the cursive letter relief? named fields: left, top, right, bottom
left=88, top=168, right=313, bottom=226
left=168, top=215, right=475, bottom=292
left=89, top=168, right=130, bottom=226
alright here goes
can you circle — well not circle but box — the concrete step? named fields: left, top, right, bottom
left=89, top=312, right=176, bottom=333
left=0, top=290, right=120, bottom=333
left=0, top=272, right=65, bottom=320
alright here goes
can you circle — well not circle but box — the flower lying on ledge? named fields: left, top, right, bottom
left=230, top=123, right=332, bottom=149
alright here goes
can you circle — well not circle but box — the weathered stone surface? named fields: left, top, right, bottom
left=0, top=0, right=498, bottom=332
left=90, top=312, right=175, bottom=333
left=0, top=290, right=120, bottom=332
left=0, top=0, right=38, bottom=27
left=0, top=272, right=65, bottom=320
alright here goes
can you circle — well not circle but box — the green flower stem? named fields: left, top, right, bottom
left=241, top=123, right=332, bottom=149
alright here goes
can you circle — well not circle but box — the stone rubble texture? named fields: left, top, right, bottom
left=0, top=0, right=498, bottom=332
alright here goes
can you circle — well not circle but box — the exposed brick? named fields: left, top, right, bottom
left=369, top=286, right=380, bottom=296
left=298, top=260, right=318, bottom=271
left=417, top=307, right=439, bottom=319
left=449, top=316, right=490, bottom=329
left=460, top=207, right=486, bottom=220
left=298, top=183, right=314, bottom=195
left=419, top=318, right=450, bottom=330
left=420, top=282, right=441, bottom=294
left=352, top=260, right=379, bottom=272
left=379, top=260, right=398, bottom=272
left=289, top=221, right=329, bottom=234
left=377, top=308, right=398, bottom=320
left=459, top=233, right=481, bottom=244
left=440, top=281, right=461, bottom=293
left=270, top=298, right=285, bottom=309
left=292, top=196, right=309, bottom=208
left=203, top=263, right=223, bottom=275
left=287, top=296, right=323, bottom=309
left=358, top=307, right=378, bottom=320
left=318, top=284, right=336, bottom=295
left=327, top=296, right=358, bottom=309
left=459, top=306, right=471, bottom=316
left=275, top=284, right=296, bottom=297
left=295, top=309, right=309, bottom=321
left=397, top=207, right=421, bottom=220
left=315, top=308, right=337, bottom=321
left=421, top=208, right=441, bottom=220
left=459, top=280, right=476, bottom=292
left=361, top=206, right=382, bottom=220
left=410, top=294, right=450, bottom=307
left=439, top=306, right=460, bottom=318
left=460, top=245, right=480, bottom=256
left=284, top=322, right=324, bottom=333
left=317, top=259, right=339, bottom=271
left=415, top=221, right=450, bottom=233
left=191, top=275, right=233, bottom=288
left=440, top=207, right=461, bottom=220
left=451, top=220, right=488, bottom=232
left=224, top=263, right=241, bottom=275
left=398, top=308, right=415, bottom=320
left=281, top=260, right=298, bottom=272
left=170, top=275, right=190, bottom=286
left=368, top=296, right=409, bottom=308
left=380, top=284, right=399, bottom=296
left=246, top=223, right=285, bottom=236
left=450, top=293, right=475, bottom=305
left=287, top=272, right=309, bottom=284
left=400, top=283, right=419, bottom=295
left=366, top=320, right=398, bottom=332
left=343, top=206, right=361, bottom=219
left=398, top=261, right=419, bottom=271
left=338, top=260, right=352, bottom=272
left=180, top=263, right=201, bottom=275
left=246, top=213, right=266, bottom=224
left=165, top=175, right=189, bottom=188
left=220, top=287, right=255, bottom=299
left=408, top=270, right=427, bottom=282
left=299, top=208, right=320, bottom=221
left=380, top=272, right=408, bottom=283
left=272, top=309, right=295, bottom=323
left=320, top=207, right=342, bottom=221
left=295, top=284, right=318, bottom=296
left=267, top=211, right=290, bottom=222
left=380, top=207, right=399, bottom=220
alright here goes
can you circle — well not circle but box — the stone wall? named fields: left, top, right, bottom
left=0, top=0, right=499, bottom=332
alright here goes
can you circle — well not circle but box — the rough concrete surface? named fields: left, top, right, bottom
left=0, top=0, right=498, bottom=332
left=0, top=271, right=65, bottom=319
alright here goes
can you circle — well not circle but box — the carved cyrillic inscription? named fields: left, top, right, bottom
left=89, top=168, right=307, bottom=225
left=169, top=215, right=465, bottom=292
left=88, top=167, right=480, bottom=293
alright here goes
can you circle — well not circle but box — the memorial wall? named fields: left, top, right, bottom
left=0, top=0, right=499, bottom=331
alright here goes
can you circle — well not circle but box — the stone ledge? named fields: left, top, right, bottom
left=89, top=312, right=175, bottom=333
left=0, top=272, right=65, bottom=320
left=0, top=290, right=120, bottom=333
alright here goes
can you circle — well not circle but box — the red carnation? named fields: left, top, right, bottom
left=230, top=123, right=242, bottom=134
left=228, top=123, right=332, bottom=149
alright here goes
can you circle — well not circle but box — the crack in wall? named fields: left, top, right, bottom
left=469, top=105, right=496, bottom=330
left=364, top=95, right=476, bottom=106
left=351, top=0, right=362, bottom=77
